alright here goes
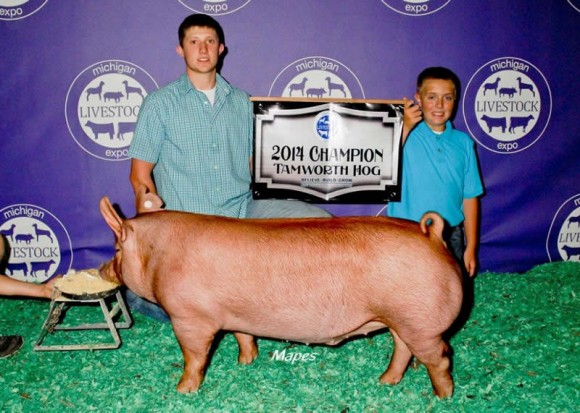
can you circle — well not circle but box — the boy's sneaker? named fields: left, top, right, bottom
left=0, top=335, right=24, bottom=358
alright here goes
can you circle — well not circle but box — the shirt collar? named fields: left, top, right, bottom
left=177, top=73, right=232, bottom=97
left=417, top=120, right=453, bottom=137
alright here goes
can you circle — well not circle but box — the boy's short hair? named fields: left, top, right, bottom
left=178, top=14, right=225, bottom=46
left=416, top=67, right=461, bottom=97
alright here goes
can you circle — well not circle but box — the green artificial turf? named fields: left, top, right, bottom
left=1, top=261, right=578, bottom=412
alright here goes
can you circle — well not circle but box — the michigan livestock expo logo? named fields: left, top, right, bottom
left=381, top=0, right=452, bottom=16
left=0, top=0, right=48, bottom=20
left=269, top=56, right=365, bottom=99
left=463, top=57, right=552, bottom=154
left=178, top=0, right=251, bottom=15
left=0, top=204, right=72, bottom=282
left=546, top=194, right=580, bottom=263
left=65, top=60, right=158, bottom=161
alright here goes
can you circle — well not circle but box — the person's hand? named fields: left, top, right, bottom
left=403, top=97, right=422, bottom=130
left=401, top=97, right=422, bottom=144
left=42, top=275, right=62, bottom=298
left=463, top=250, right=478, bottom=278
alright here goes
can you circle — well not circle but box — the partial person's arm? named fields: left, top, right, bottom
left=0, top=275, right=56, bottom=298
left=130, top=159, right=157, bottom=195
left=462, top=197, right=480, bottom=277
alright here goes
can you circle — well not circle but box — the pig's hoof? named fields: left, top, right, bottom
left=176, top=376, right=202, bottom=393
left=238, top=354, right=257, bottom=365
left=379, top=371, right=403, bottom=386
left=176, top=382, right=200, bottom=394
left=433, top=386, right=453, bottom=399
left=238, top=349, right=258, bottom=365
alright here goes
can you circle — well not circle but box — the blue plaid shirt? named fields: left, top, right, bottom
left=129, top=73, right=253, bottom=217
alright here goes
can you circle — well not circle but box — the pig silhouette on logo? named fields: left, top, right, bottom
left=99, top=186, right=463, bottom=397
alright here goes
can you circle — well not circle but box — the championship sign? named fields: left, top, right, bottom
left=252, top=98, right=404, bottom=203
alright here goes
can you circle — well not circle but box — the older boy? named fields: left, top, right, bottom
left=128, top=14, right=330, bottom=321
left=389, top=67, right=484, bottom=277
left=129, top=14, right=330, bottom=220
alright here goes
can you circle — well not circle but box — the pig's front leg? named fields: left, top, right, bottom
left=173, top=323, right=217, bottom=393
left=233, top=332, right=258, bottom=364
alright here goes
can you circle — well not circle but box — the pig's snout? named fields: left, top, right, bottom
left=98, top=259, right=122, bottom=285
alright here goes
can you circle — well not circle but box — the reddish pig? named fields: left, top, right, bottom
left=99, top=187, right=463, bottom=397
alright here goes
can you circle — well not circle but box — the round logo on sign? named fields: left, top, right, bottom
left=178, top=0, right=251, bottom=15
left=381, top=0, right=452, bottom=16
left=269, top=56, right=364, bottom=99
left=568, top=0, right=580, bottom=12
left=65, top=60, right=158, bottom=161
left=0, top=0, right=48, bottom=20
left=462, top=57, right=552, bottom=154
left=0, top=204, right=73, bottom=282
left=314, top=111, right=330, bottom=141
left=546, top=194, right=580, bottom=263
left=313, top=110, right=343, bottom=143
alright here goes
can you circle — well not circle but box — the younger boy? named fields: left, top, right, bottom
left=389, top=67, right=484, bottom=277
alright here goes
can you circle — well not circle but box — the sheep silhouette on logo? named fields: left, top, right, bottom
left=288, top=77, right=308, bottom=96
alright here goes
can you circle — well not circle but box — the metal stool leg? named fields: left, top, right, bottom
left=34, top=290, right=132, bottom=351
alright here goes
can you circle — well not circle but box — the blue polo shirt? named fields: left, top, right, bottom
left=129, top=73, right=253, bottom=217
left=388, top=121, right=484, bottom=226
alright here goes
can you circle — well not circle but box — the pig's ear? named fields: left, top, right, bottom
left=99, top=196, right=124, bottom=239
left=135, top=185, right=164, bottom=214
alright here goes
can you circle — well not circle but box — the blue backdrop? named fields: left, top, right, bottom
left=1, top=0, right=579, bottom=282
